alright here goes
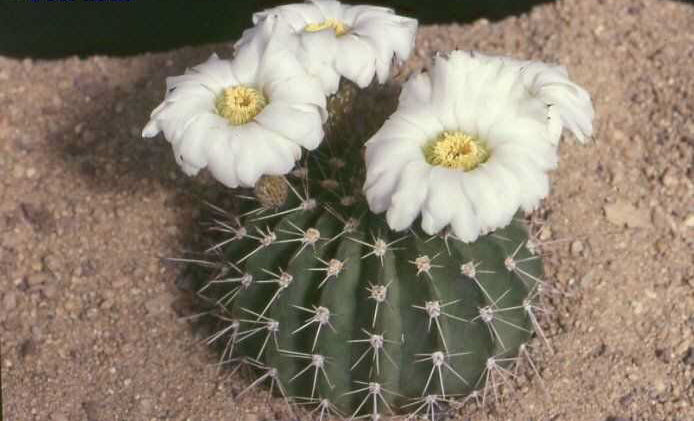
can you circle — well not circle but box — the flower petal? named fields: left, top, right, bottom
left=399, top=72, right=432, bottom=107
left=386, top=160, right=431, bottom=231
left=364, top=137, right=422, bottom=181
left=493, top=152, right=550, bottom=211
left=205, top=128, right=242, bottom=188
left=428, top=54, right=466, bottom=129
left=352, top=13, right=417, bottom=62
left=370, top=107, right=442, bottom=147
left=334, top=35, right=377, bottom=88
left=264, top=75, right=327, bottom=119
left=174, top=113, right=226, bottom=171
left=253, top=3, right=323, bottom=29
left=521, top=62, right=594, bottom=142
left=141, top=120, right=160, bottom=138
left=450, top=190, right=481, bottom=242
left=257, top=20, right=305, bottom=87
left=151, top=95, right=215, bottom=143
left=232, top=122, right=299, bottom=187
left=189, top=53, right=236, bottom=87
left=420, top=168, right=459, bottom=234
left=254, top=101, right=324, bottom=150
left=457, top=169, right=504, bottom=233
left=297, top=31, right=340, bottom=94
left=475, top=163, right=519, bottom=230
left=232, top=17, right=278, bottom=85
left=342, top=4, right=395, bottom=24
left=309, top=0, right=344, bottom=19
left=364, top=145, right=421, bottom=214
left=486, top=117, right=558, bottom=171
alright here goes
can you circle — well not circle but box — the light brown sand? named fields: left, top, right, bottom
left=1, top=0, right=692, bottom=420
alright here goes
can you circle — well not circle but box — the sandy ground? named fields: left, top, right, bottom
left=1, top=0, right=693, bottom=420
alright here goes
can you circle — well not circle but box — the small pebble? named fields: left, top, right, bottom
left=631, top=300, right=643, bottom=315
left=145, top=293, right=173, bottom=315
left=19, top=338, right=37, bottom=358
left=100, top=299, right=114, bottom=310
left=3, top=292, right=17, bottom=311
left=604, top=201, right=652, bottom=228
left=42, top=285, right=58, bottom=299
left=660, top=169, right=678, bottom=187
left=43, top=254, right=61, bottom=273
left=539, top=226, right=552, bottom=241
left=654, top=379, right=667, bottom=394
left=571, top=240, right=584, bottom=255
left=26, top=272, right=51, bottom=288
left=654, top=238, right=669, bottom=254
left=82, top=401, right=99, bottom=421
left=655, top=348, right=671, bottom=363
left=674, top=339, right=691, bottom=356
left=683, top=348, right=694, bottom=366
left=139, top=398, right=153, bottom=412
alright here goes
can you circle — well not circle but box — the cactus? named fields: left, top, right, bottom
left=144, top=3, right=593, bottom=418
left=186, top=82, right=546, bottom=420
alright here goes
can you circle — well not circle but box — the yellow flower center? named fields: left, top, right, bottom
left=215, top=85, right=267, bottom=126
left=423, top=131, right=490, bottom=171
left=304, top=18, right=350, bottom=37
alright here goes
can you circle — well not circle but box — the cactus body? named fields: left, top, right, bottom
left=192, top=83, right=544, bottom=419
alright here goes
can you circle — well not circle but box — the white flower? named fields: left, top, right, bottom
left=364, top=51, right=594, bottom=242
left=142, top=18, right=327, bottom=188
left=236, top=0, right=418, bottom=94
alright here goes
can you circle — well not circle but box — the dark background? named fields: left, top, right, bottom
left=0, top=0, right=554, bottom=59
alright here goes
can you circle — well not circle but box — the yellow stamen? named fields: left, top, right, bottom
left=304, top=18, right=350, bottom=36
left=423, top=131, right=490, bottom=171
left=215, top=85, right=267, bottom=126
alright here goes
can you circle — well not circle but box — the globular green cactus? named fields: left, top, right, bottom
left=188, top=83, right=546, bottom=420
